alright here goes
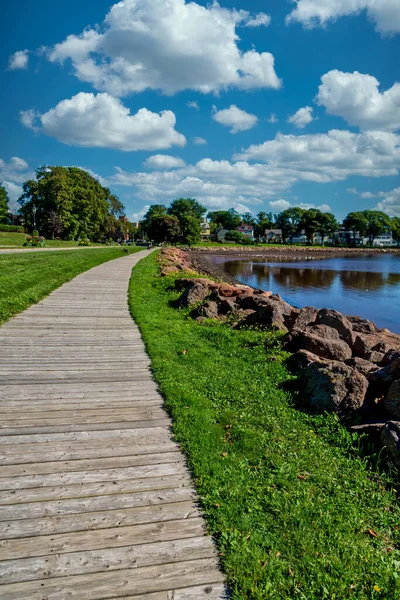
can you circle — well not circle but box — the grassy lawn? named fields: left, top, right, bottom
left=0, top=231, right=105, bottom=248
left=129, top=253, right=400, bottom=600
left=0, top=247, right=141, bottom=325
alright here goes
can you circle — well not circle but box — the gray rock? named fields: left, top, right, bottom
left=301, top=360, right=368, bottom=416
left=384, top=380, right=400, bottom=419
left=238, top=295, right=295, bottom=331
left=382, top=350, right=400, bottom=366
left=287, top=349, right=322, bottom=373
left=364, top=350, right=385, bottom=364
left=305, top=324, right=340, bottom=341
left=179, top=282, right=210, bottom=307
left=345, top=357, right=379, bottom=378
left=381, top=421, right=400, bottom=465
left=316, top=308, right=354, bottom=347
left=292, top=306, right=318, bottom=330
left=347, top=315, right=377, bottom=335
left=198, top=301, right=219, bottom=319
left=218, top=298, right=237, bottom=315
left=284, top=329, right=352, bottom=361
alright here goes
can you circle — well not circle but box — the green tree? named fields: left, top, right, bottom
left=299, top=209, right=325, bottom=244
left=225, top=230, right=246, bottom=243
left=141, top=204, right=167, bottom=236
left=147, top=214, right=181, bottom=244
left=275, top=207, right=305, bottom=243
left=316, top=212, right=339, bottom=245
left=18, top=166, right=123, bottom=239
left=47, top=211, right=64, bottom=239
left=168, top=198, right=206, bottom=221
left=342, top=212, right=368, bottom=246
left=363, top=210, right=391, bottom=247
left=0, top=183, right=10, bottom=223
left=208, top=208, right=241, bottom=230
left=241, top=212, right=256, bottom=226
left=180, top=214, right=201, bottom=246
left=391, top=217, right=400, bottom=246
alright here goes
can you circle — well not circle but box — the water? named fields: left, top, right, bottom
left=210, top=253, right=400, bottom=333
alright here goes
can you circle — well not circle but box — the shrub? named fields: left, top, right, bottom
left=0, top=224, right=25, bottom=233
left=23, top=234, right=46, bottom=248
left=78, top=238, right=91, bottom=246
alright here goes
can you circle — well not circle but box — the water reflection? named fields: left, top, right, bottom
left=212, top=254, right=400, bottom=332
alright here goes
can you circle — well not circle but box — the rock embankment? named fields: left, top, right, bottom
left=158, top=248, right=400, bottom=465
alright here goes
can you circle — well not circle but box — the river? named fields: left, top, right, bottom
left=209, top=253, right=400, bottom=333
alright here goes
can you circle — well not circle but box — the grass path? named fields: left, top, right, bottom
left=0, top=247, right=141, bottom=325
left=129, top=253, right=400, bottom=600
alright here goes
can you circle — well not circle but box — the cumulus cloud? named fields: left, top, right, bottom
left=286, top=0, right=400, bottom=35
left=8, top=50, right=29, bottom=70
left=20, top=92, right=186, bottom=152
left=288, top=106, right=314, bottom=129
left=243, top=13, right=271, bottom=28
left=193, top=137, right=207, bottom=145
left=143, top=155, right=186, bottom=169
left=46, top=0, right=281, bottom=96
left=0, top=157, right=33, bottom=211
left=317, top=70, right=400, bottom=132
left=187, top=101, right=199, bottom=110
left=269, top=199, right=291, bottom=211
left=375, top=187, right=400, bottom=216
left=212, top=105, right=258, bottom=133
left=268, top=113, right=278, bottom=124
left=269, top=199, right=332, bottom=213
left=131, top=204, right=151, bottom=222
left=235, top=130, right=400, bottom=182
left=347, top=188, right=378, bottom=199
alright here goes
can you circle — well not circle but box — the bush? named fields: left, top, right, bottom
left=23, top=234, right=46, bottom=248
left=0, top=224, right=24, bottom=233
left=78, top=238, right=91, bottom=246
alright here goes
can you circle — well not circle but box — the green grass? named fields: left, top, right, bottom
left=0, top=247, right=141, bottom=325
left=129, top=253, right=400, bottom=600
left=0, top=231, right=105, bottom=248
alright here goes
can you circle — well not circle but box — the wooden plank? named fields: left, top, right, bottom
left=0, top=488, right=195, bottom=530
left=0, top=558, right=224, bottom=599
left=0, top=537, right=215, bottom=584
left=0, top=462, right=187, bottom=491
left=0, top=407, right=165, bottom=422
left=0, top=517, right=206, bottom=560
left=112, top=584, right=226, bottom=600
left=0, top=418, right=171, bottom=436
left=0, top=472, right=190, bottom=505
left=0, top=451, right=183, bottom=477
left=0, top=499, right=199, bottom=539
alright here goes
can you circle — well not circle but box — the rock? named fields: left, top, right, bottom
left=179, top=282, right=210, bottom=307
left=237, top=291, right=267, bottom=311
left=174, top=277, right=214, bottom=290
left=353, top=332, right=400, bottom=359
left=305, top=324, right=340, bottom=341
left=218, top=298, right=237, bottom=315
left=287, top=349, right=322, bottom=372
left=284, top=329, right=352, bottom=362
left=384, top=380, right=400, bottom=419
left=197, top=301, right=219, bottom=319
left=301, top=360, right=368, bottom=416
left=218, top=284, right=247, bottom=298
left=316, top=308, right=354, bottom=347
left=345, top=357, right=379, bottom=378
left=161, top=266, right=180, bottom=276
left=381, top=421, right=400, bottom=465
left=382, top=350, right=400, bottom=366
left=347, top=315, right=377, bottom=334
left=364, top=351, right=385, bottom=364
left=237, top=294, right=296, bottom=331
left=292, top=306, right=318, bottom=330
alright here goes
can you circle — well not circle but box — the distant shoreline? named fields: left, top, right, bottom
left=190, top=245, right=400, bottom=259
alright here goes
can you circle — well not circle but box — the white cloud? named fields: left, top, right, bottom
left=317, top=203, right=333, bottom=212
left=243, top=13, right=271, bottom=28
left=0, top=157, right=33, bottom=212
left=20, top=92, right=186, bottom=152
left=269, top=199, right=291, bottom=211
left=286, top=0, right=400, bottom=35
left=193, top=137, right=207, bottom=145
left=268, top=113, right=278, bottom=124
left=187, top=101, right=199, bottom=110
left=212, top=105, right=258, bottom=133
left=9, top=157, right=29, bottom=171
left=235, top=130, right=400, bottom=183
left=47, top=0, right=281, bottom=96
left=144, top=155, right=186, bottom=169
left=375, top=187, right=400, bottom=216
left=347, top=188, right=377, bottom=199
left=8, top=50, right=29, bottom=70
left=317, top=70, right=400, bottom=132
left=131, top=204, right=151, bottom=222
left=288, top=106, right=314, bottom=129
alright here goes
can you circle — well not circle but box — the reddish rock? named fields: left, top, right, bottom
left=364, top=351, right=385, bottom=364
left=284, top=329, right=352, bottom=362
left=292, top=306, right=318, bottom=330
left=347, top=315, right=377, bottom=334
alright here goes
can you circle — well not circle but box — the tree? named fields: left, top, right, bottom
left=168, top=198, right=206, bottom=221
left=0, top=183, right=9, bottom=224
left=180, top=214, right=201, bottom=246
left=141, top=204, right=167, bottom=236
left=299, top=209, right=324, bottom=244
left=275, top=207, right=305, bottom=243
left=342, top=212, right=368, bottom=246
left=208, top=208, right=241, bottom=230
left=241, top=212, right=255, bottom=226
left=47, top=211, right=64, bottom=239
left=343, top=210, right=391, bottom=246
left=147, top=214, right=181, bottom=244
left=316, top=212, right=338, bottom=245
left=392, top=217, right=400, bottom=246
left=225, top=230, right=246, bottom=243
left=18, top=166, right=123, bottom=239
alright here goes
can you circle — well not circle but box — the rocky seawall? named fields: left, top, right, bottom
left=159, top=247, right=400, bottom=467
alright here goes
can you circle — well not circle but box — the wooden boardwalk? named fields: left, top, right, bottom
left=0, top=250, right=225, bottom=599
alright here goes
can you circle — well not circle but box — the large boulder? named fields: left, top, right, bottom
left=300, top=360, right=368, bottom=417
left=345, top=357, right=379, bottom=378
left=195, top=301, right=219, bottom=319
left=383, top=380, right=400, bottom=419
left=218, top=297, right=237, bottom=315
left=292, top=306, right=318, bottom=330
left=347, top=315, right=377, bottom=335
left=238, top=294, right=296, bottom=331
left=353, top=331, right=400, bottom=359
left=381, top=421, right=400, bottom=465
left=316, top=308, right=354, bottom=347
left=284, top=329, right=352, bottom=361
left=287, top=349, right=322, bottom=372
left=179, top=282, right=210, bottom=307
left=174, top=277, right=214, bottom=290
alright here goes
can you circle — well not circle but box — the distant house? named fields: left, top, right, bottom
left=214, top=227, right=230, bottom=242
left=263, top=229, right=283, bottom=243
left=366, top=232, right=397, bottom=247
left=200, top=220, right=211, bottom=240
left=237, top=224, right=255, bottom=240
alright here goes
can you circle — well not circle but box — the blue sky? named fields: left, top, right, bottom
left=1, top=0, right=400, bottom=221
